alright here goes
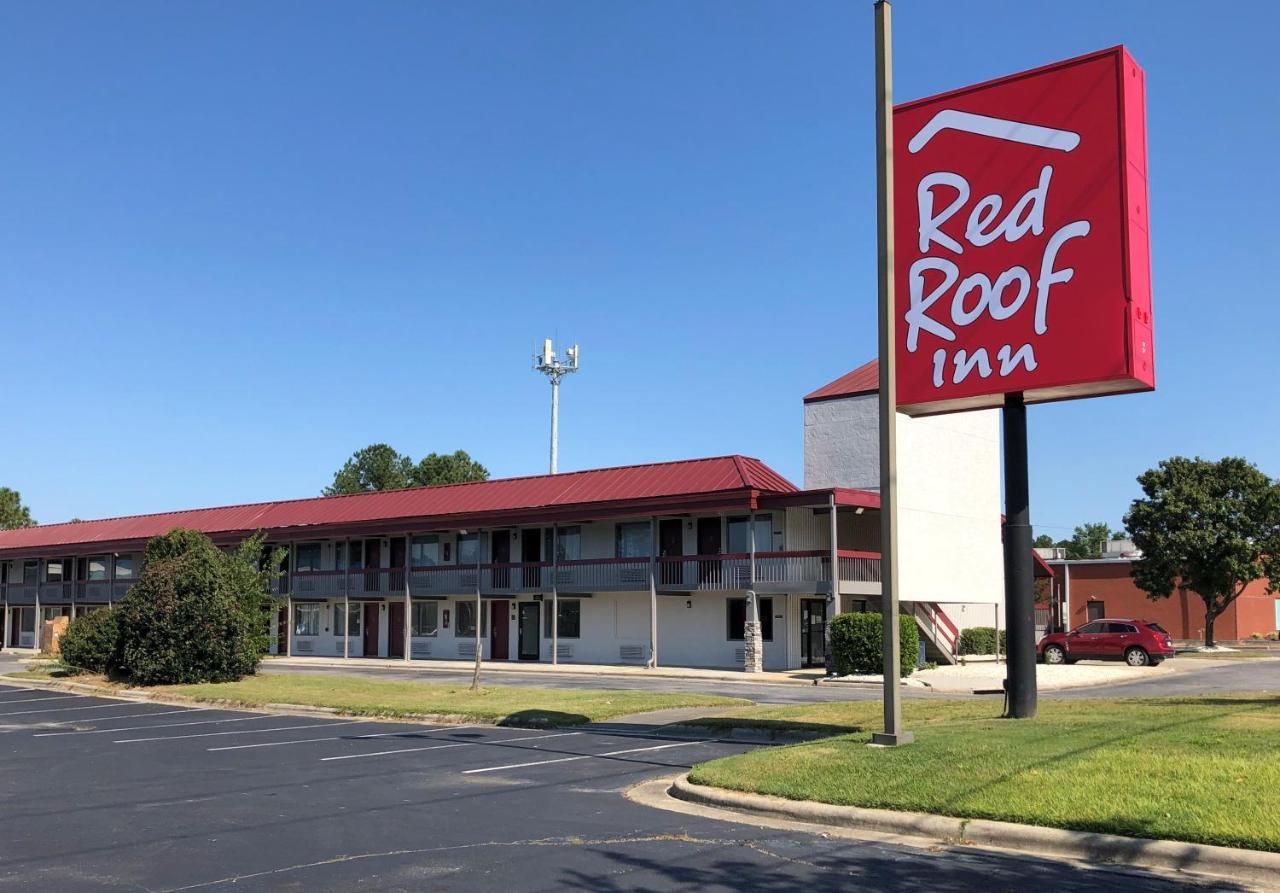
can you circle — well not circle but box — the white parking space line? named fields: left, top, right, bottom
left=33, top=710, right=228, bottom=736
left=115, top=720, right=364, bottom=744
left=207, top=726, right=457, bottom=752
left=462, top=739, right=708, bottom=775
left=0, top=695, right=79, bottom=708
left=0, top=702, right=149, bottom=718
left=319, top=730, right=582, bottom=762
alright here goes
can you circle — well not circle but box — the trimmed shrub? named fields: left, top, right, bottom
left=58, top=610, right=120, bottom=674
left=958, top=626, right=1007, bottom=655
left=830, top=612, right=919, bottom=678
left=111, top=528, right=278, bottom=685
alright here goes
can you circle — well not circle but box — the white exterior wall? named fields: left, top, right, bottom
left=804, top=391, right=1002, bottom=621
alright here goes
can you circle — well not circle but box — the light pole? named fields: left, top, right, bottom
left=533, top=339, right=580, bottom=475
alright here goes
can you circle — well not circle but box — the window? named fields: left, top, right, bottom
left=726, top=597, right=773, bottom=641
left=332, top=604, right=361, bottom=637
left=87, top=556, right=109, bottom=581
left=455, top=600, right=487, bottom=637
left=615, top=522, right=651, bottom=558
left=1077, top=621, right=1107, bottom=634
left=23, top=560, right=38, bottom=585
left=19, top=608, right=34, bottom=633
left=1086, top=600, right=1106, bottom=622
left=1106, top=622, right=1137, bottom=634
left=412, top=601, right=439, bottom=636
left=543, top=527, right=582, bottom=562
left=43, top=606, right=68, bottom=622
left=347, top=540, right=364, bottom=570
left=1147, top=622, right=1168, bottom=634
left=114, top=555, right=136, bottom=579
left=45, top=559, right=66, bottom=583
left=727, top=515, right=774, bottom=554
left=80, top=605, right=108, bottom=615
left=411, top=535, right=441, bottom=567
left=456, top=534, right=479, bottom=567
left=294, top=604, right=321, bottom=636
left=543, top=599, right=581, bottom=638
left=295, top=543, right=322, bottom=573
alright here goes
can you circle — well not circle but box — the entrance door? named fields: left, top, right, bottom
left=388, top=602, right=405, bottom=658
left=490, top=600, right=509, bottom=659
left=518, top=602, right=540, bottom=660
left=362, top=603, right=379, bottom=657
left=521, top=529, right=541, bottom=589
left=364, top=539, right=383, bottom=594
left=491, top=531, right=511, bottom=589
left=800, top=599, right=827, bottom=668
left=659, top=519, right=683, bottom=586
left=696, top=517, right=721, bottom=585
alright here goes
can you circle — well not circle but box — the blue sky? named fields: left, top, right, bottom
left=2, top=1, right=1276, bottom=540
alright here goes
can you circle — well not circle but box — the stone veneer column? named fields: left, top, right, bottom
left=742, top=590, right=764, bottom=673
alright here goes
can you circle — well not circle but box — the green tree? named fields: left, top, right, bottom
left=324, top=444, right=414, bottom=495
left=1065, top=522, right=1113, bottom=559
left=1033, top=534, right=1055, bottom=549
left=1124, top=457, right=1280, bottom=647
left=111, top=528, right=281, bottom=684
left=0, top=487, right=35, bottom=529
left=411, top=450, right=489, bottom=487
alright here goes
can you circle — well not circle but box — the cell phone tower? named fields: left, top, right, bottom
left=532, top=339, right=580, bottom=474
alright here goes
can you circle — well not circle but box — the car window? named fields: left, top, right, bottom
left=1146, top=622, right=1168, bottom=634
left=1106, top=622, right=1137, bottom=634
left=1076, top=622, right=1106, bottom=634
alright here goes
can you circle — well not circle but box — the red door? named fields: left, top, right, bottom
left=388, top=602, right=404, bottom=658
left=490, top=600, right=509, bottom=660
left=363, top=603, right=379, bottom=657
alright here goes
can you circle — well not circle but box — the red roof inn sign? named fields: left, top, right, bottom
left=894, top=47, right=1154, bottom=416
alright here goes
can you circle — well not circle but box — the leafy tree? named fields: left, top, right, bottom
left=324, top=444, right=414, bottom=495
left=1065, top=522, right=1113, bottom=559
left=111, top=529, right=281, bottom=684
left=58, top=610, right=119, bottom=674
left=1124, top=457, right=1280, bottom=647
left=1033, top=534, right=1055, bottom=549
left=0, top=487, right=35, bottom=529
left=411, top=450, right=489, bottom=487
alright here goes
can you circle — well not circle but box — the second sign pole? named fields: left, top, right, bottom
left=1002, top=392, right=1038, bottom=718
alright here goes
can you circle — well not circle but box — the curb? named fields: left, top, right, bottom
left=669, top=775, right=1280, bottom=887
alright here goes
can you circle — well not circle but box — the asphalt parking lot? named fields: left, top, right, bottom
left=0, top=682, right=1246, bottom=892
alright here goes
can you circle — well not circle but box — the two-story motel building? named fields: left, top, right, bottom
left=0, top=362, right=1013, bottom=671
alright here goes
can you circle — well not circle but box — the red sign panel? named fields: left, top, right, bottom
left=894, top=46, right=1154, bottom=416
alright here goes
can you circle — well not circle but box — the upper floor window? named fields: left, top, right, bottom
left=456, top=533, right=479, bottom=567
left=727, top=514, right=774, bottom=554
left=87, top=556, right=110, bottom=581
left=295, top=543, right=322, bottom=573
left=411, top=535, right=441, bottom=567
left=615, top=522, right=650, bottom=559
left=22, top=560, right=38, bottom=585
left=45, top=559, right=67, bottom=583
left=114, top=555, right=136, bottom=579
left=543, top=526, right=582, bottom=562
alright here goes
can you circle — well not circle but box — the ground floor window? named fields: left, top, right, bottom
left=412, top=601, right=439, bottom=636
left=543, top=599, right=581, bottom=638
left=42, top=606, right=70, bottom=622
left=727, top=597, right=773, bottom=641
left=333, top=603, right=361, bottom=637
left=455, top=601, right=487, bottom=637
left=294, top=603, right=321, bottom=636
left=79, top=605, right=108, bottom=615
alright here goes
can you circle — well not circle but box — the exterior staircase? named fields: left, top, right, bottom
left=910, top=602, right=960, bottom=665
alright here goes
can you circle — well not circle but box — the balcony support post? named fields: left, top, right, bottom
left=551, top=524, right=559, bottom=666
left=286, top=595, right=293, bottom=657
left=33, top=583, right=40, bottom=652
left=647, top=517, right=658, bottom=669
left=403, top=534, right=412, bottom=663
left=3, top=604, right=10, bottom=651
left=826, top=494, right=838, bottom=676
left=470, top=530, right=484, bottom=690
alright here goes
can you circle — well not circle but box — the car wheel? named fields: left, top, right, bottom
left=1125, top=647, right=1151, bottom=667
left=1043, top=645, right=1066, bottom=665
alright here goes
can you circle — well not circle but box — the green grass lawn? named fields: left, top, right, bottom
left=686, top=695, right=1280, bottom=852
left=160, top=672, right=747, bottom=727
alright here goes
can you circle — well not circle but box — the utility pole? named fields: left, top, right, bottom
left=533, top=339, right=581, bottom=474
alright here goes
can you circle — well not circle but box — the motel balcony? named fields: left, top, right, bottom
left=2, top=579, right=137, bottom=605
left=280, top=549, right=882, bottom=599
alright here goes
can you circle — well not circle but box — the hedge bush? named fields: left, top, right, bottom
left=830, top=612, right=919, bottom=678
left=958, top=626, right=1007, bottom=655
left=111, top=528, right=278, bottom=685
left=58, top=610, right=119, bottom=674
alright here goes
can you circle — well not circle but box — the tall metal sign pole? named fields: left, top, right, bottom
left=871, top=0, right=912, bottom=747
left=1003, top=393, right=1037, bottom=717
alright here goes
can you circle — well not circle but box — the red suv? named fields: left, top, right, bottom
left=1038, top=619, right=1175, bottom=667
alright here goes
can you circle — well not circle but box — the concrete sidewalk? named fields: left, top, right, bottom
left=266, top=655, right=823, bottom=686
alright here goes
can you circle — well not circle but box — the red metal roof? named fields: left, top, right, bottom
left=0, top=455, right=799, bottom=557
left=803, top=359, right=879, bottom=403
